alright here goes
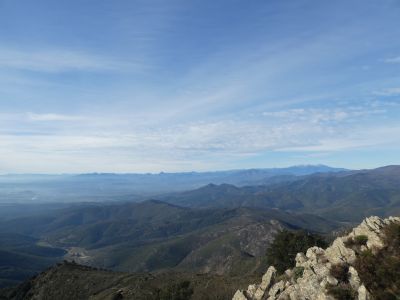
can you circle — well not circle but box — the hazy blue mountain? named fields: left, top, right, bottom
left=0, top=165, right=347, bottom=203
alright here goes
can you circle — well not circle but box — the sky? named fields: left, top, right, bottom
left=0, top=0, right=400, bottom=173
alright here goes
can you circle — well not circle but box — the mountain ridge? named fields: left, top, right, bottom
left=162, top=165, right=400, bottom=222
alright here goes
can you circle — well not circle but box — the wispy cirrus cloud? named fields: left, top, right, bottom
left=0, top=106, right=399, bottom=173
left=0, top=48, right=141, bottom=73
left=278, top=125, right=400, bottom=153
left=0, top=108, right=396, bottom=160
left=0, top=112, right=86, bottom=123
left=1, top=1, right=400, bottom=172
left=262, top=105, right=386, bottom=124
left=26, top=112, right=85, bottom=122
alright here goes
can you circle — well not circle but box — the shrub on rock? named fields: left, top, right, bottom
left=266, top=230, right=327, bottom=274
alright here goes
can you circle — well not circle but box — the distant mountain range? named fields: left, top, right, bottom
left=162, top=165, right=400, bottom=222
left=1, top=165, right=399, bottom=290
left=0, top=165, right=347, bottom=203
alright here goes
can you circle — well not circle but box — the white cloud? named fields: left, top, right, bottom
left=384, top=56, right=400, bottom=64
left=0, top=119, right=314, bottom=156
left=0, top=96, right=397, bottom=173
left=0, top=112, right=399, bottom=173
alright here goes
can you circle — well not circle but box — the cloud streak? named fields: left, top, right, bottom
left=384, top=56, right=400, bottom=64
left=374, top=88, right=400, bottom=97
left=0, top=48, right=141, bottom=73
left=0, top=101, right=399, bottom=172
left=26, top=113, right=85, bottom=122
left=262, top=105, right=387, bottom=124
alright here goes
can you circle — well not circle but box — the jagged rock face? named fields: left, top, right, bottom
left=325, top=238, right=356, bottom=265
left=349, top=216, right=397, bottom=250
left=233, top=266, right=277, bottom=300
left=233, top=216, right=400, bottom=300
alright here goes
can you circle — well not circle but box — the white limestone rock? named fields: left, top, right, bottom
left=253, top=266, right=277, bottom=299
left=232, top=217, right=399, bottom=300
left=357, top=284, right=371, bottom=300
left=246, top=284, right=257, bottom=299
left=348, top=266, right=361, bottom=290
left=268, top=280, right=285, bottom=298
left=232, top=290, right=248, bottom=300
left=295, top=253, right=306, bottom=266
left=325, top=237, right=356, bottom=264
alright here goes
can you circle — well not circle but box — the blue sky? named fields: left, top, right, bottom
left=0, top=0, right=400, bottom=173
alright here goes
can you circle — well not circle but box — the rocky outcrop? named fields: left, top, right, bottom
left=233, top=216, right=400, bottom=300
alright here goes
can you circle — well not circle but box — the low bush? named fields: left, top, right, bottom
left=293, top=266, right=304, bottom=281
left=353, top=222, right=400, bottom=299
left=326, top=283, right=357, bottom=300
left=383, top=222, right=400, bottom=251
left=354, top=235, right=368, bottom=246
left=266, top=230, right=327, bottom=274
left=330, top=263, right=349, bottom=283
left=158, top=280, right=193, bottom=300
left=344, top=235, right=368, bottom=248
left=344, top=237, right=354, bottom=248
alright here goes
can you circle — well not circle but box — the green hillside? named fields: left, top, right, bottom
left=0, top=261, right=254, bottom=300
left=0, top=233, right=66, bottom=288
left=0, top=200, right=338, bottom=287
left=2, top=165, right=398, bottom=289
